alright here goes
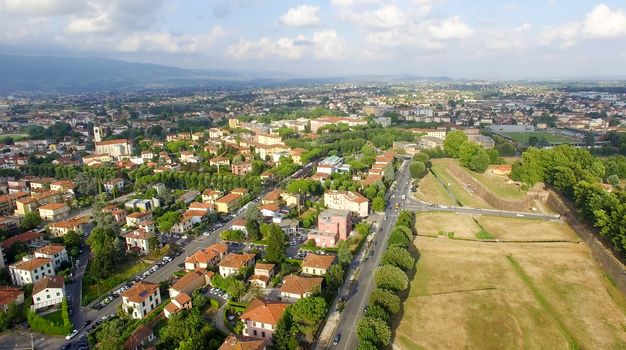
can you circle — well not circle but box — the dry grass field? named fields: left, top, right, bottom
left=477, top=216, right=580, bottom=241
left=413, top=172, right=456, bottom=206
left=395, top=214, right=626, bottom=350
left=415, top=212, right=479, bottom=239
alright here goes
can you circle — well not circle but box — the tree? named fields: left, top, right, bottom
left=356, top=316, right=392, bottom=347
left=372, top=196, right=385, bottom=213
left=63, top=231, right=81, bottom=257
left=0, top=312, right=8, bottom=331
left=337, top=240, right=352, bottom=266
left=357, top=340, right=379, bottom=350
left=157, top=211, right=181, bottom=233
left=75, top=172, right=99, bottom=197
left=443, top=130, right=468, bottom=158
left=364, top=304, right=390, bottom=324
left=148, top=236, right=160, bottom=252
left=388, top=230, right=410, bottom=248
left=325, top=264, right=344, bottom=289
left=265, top=224, right=286, bottom=263
left=608, top=174, right=620, bottom=187
left=96, top=318, right=126, bottom=350
left=291, top=297, right=328, bottom=340
left=382, top=246, right=414, bottom=271
left=245, top=219, right=261, bottom=241
left=409, top=161, right=426, bottom=179
left=21, top=212, right=42, bottom=231
left=370, top=288, right=401, bottom=314
left=272, top=308, right=299, bottom=350
left=374, top=265, right=408, bottom=291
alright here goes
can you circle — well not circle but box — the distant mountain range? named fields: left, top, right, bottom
left=0, top=53, right=455, bottom=95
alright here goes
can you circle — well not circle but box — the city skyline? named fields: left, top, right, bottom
left=1, top=0, right=626, bottom=78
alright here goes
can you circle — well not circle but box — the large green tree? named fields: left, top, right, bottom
left=374, top=265, right=409, bottom=291
left=291, top=297, right=328, bottom=340
left=443, top=130, right=468, bottom=158
left=356, top=317, right=392, bottom=347
left=264, top=224, right=287, bottom=263
left=370, top=288, right=401, bottom=314
left=382, top=245, right=415, bottom=271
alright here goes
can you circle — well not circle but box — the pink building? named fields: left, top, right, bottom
left=308, top=209, right=352, bottom=248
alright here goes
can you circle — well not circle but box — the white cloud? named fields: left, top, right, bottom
left=116, top=27, right=225, bottom=54
left=428, top=16, right=473, bottom=40
left=582, top=4, right=626, bottom=39
left=0, top=0, right=86, bottom=16
left=227, top=30, right=347, bottom=61
left=280, top=5, right=321, bottom=27
left=344, top=5, right=407, bottom=30
left=539, top=22, right=579, bottom=48
left=312, top=30, right=347, bottom=59
left=65, top=0, right=163, bottom=34
left=515, top=23, right=532, bottom=31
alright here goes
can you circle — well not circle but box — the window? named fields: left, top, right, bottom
left=36, top=297, right=40, bottom=301
left=253, top=330, right=257, bottom=336
left=262, top=331, right=266, bottom=338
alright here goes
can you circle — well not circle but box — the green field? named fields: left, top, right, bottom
left=82, top=259, right=150, bottom=306
left=502, top=131, right=576, bottom=144
left=0, top=133, right=28, bottom=142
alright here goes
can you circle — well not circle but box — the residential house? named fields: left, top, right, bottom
left=14, top=197, right=38, bottom=216
left=169, top=270, right=211, bottom=298
left=308, top=209, right=352, bottom=248
left=215, top=193, right=243, bottom=213
left=301, top=254, right=336, bottom=276
left=9, top=257, right=55, bottom=286
left=104, top=178, right=125, bottom=193
left=240, top=298, right=289, bottom=343
left=49, top=180, right=75, bottom=195
left=38, top=203, right=69, bottom=221
left=164, top=292, right=192, bottom=319
left=31, top=275, right=64, bottom=311
left=202, top=189, right=223, bottom=203
left=122, top=281, right=161, bottom=319
left=170, top=216, right=193, bottom=234
left=185, top=243, right=229, bottom=271
left=232, top=162, right=252, bottom=176
left=323, top=190, right=369, bottom=217
left=259, top=204, right=280, bottom=219
left=249, top=263, right=275, bottom=288
left=126, top=211, right=153, bottom=227
left=124, top=324, right=156, bottom=350
left=218, top=253, right=256, bottom=278
left=219, top=334, right=267, bottom=350
left=210, top=156, right=230, bottom=167
left=1, top=231, right=43, bottom=252
left=125, top=198, right=160, bottom=212
left=231, top=219, right=247, bottom=234
left=123, top=229, right=155, bottom=255
left=290, top=148, right=305, bottom=165
left=0, top=286, right=24, bottom=312
left=279, top=275, right=323, bottom=302
left=47, top=216, right=88, bottom=237
left=34, top=245, right=68, bottom=269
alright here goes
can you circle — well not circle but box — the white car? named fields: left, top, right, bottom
left=66, top=329, right=79, bottom=340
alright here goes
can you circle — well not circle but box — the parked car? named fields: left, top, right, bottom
left=65, top=329, right=79, bottom=340
left=333, top=334, right=342, bottom=345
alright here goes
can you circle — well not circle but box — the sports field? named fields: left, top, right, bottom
left=502, top=131, right=576, bottom=144
left=395, top=214, right=626, bottom=350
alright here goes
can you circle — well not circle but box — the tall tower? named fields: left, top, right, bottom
left=94, top=126, right=105, bottom=142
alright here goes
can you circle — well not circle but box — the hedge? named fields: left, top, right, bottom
left=27, top=299, right=72, bottom=335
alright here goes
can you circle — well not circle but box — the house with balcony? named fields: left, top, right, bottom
left=240, top=298, right=289, bottom=344
left=122, top=282, right=161, bottom=319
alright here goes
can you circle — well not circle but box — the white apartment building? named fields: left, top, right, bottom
left=122, top=282, right=161, bottom=319
left=323, top=190, right=369, bottom=217
left=33, top=245, right=68, bottom=269
left=9, top=257, right=55, bottom=286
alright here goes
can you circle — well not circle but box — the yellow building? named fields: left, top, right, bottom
left=215, top=193, right=242, bottom=213
left=38, top=203, right=69, bottom=221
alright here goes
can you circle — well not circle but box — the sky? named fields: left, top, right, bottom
left=2, top=0, right=626, bottom=78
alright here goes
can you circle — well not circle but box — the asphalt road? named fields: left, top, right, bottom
left=331, top=160, right=411, bottom=350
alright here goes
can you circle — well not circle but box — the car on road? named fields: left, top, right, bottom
left=516, top=213, right=524, bottom=217
left=65, top=329, right=79, bottom=340
left=333, top=333, right=342, bottom=345
left=203, top=231, right=210, bottom=236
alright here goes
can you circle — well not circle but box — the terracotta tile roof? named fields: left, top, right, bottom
left=302, top=254, right=335, bottom=271
left=263, top=189, right=283, bottom=202
left=259, top=204, right=279, bottom=212
left=173, top=292, right=191, bottom=306
left=34, top=244, right=66, bottom=255
left=170, top=271, right=205, bottom=292
left=189, top=202, right=213, bottom=210
left=186, top=243, right=228, bottom=266
left=127, top=211, right=151, bottom=219
left=183, top=210, right=207, bottom=218
left=254, top=263, right=275, bottom=272
left=48, top=217, right=88, bottom=229
left=249, top=275, right=270, bottom=284
left=232, top=219, right=246, bottom=227
left=0, top=286, right=24, bottom=306
left=280, top=275, right=323, bottom=296
left=12, top=257, right=52, bottom=271
left=123, top=229, right=154, bottom=241
left=32, top=275, right=64, bottom=295
left=122, top=281, right=159, bottom=303
left=1, top=230, right=42, bottom=249
left=216, top=193, right=242, bottom=204
left=95, top=139, right=130, bottom=146
left=38, top=203, right=67, bottom=211
left=231, top=188, right=249, bottom=195
left=219, top=334, right=267, bottom=350
left=124, top=324, right=154, bottom=350
left=219, top=253, right=255, bottom=269
left=240, top=298, right=289, bottom=326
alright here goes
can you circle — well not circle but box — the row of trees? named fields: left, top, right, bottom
left=443, top=130, right=503, bottom=173
left=357, top=211, right=416, bottom=349
left=511, top=145, right=626, bottom=251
